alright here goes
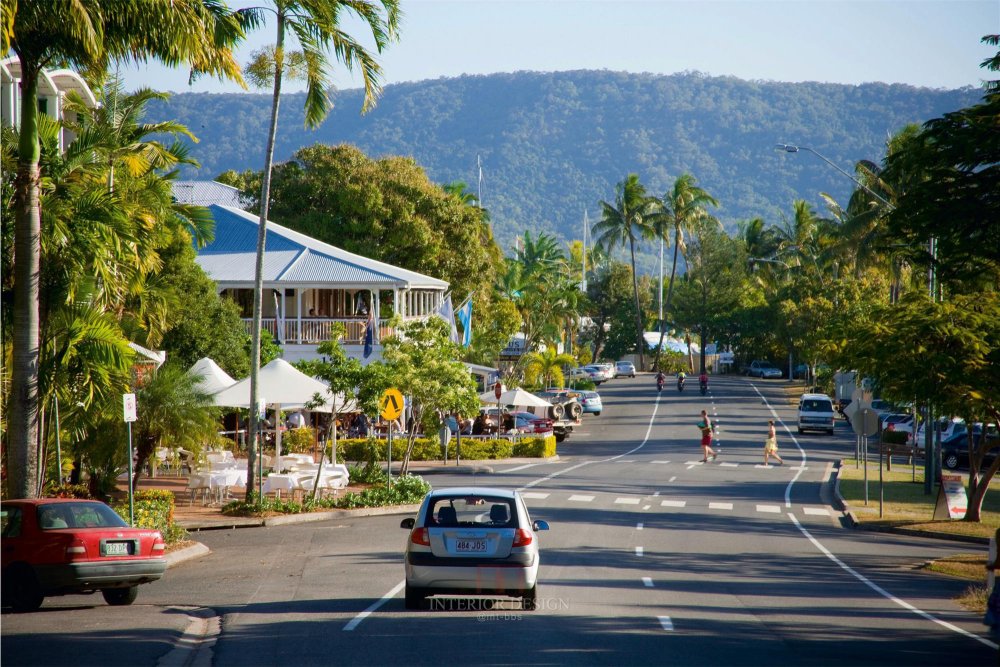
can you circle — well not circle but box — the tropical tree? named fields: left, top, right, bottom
left=239, top=0, right=400, bottom=500
left=1, top=0, right=246, bottom=499
left=522, top=347, right=576, bottom=389
left=594, top=174, right=656, bottom=369
left=649, top=173, right=718, bottom=369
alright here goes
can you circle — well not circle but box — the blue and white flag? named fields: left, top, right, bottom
left=456, top=296, right=473, bottom=347
left=363, top=308, right=375, bottom=358
left=437, top=294, right=460, bottom=344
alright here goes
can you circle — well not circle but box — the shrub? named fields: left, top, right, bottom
left=512, top=435, right=557, bottom=458
left=111, top=490, right=187, bottom=543
left=282, top=427, right=316, bottom=453
left=568, top=379, right=596, bottom=391
left=882, top=430, right=910, bottom=445
left=44, top=483, right=92, bottom=499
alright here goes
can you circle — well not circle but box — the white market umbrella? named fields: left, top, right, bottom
left=478, top=387, right=552, bottom=410
left=187, top=357, right=237, bottom=395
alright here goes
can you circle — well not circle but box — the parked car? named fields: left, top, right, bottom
left=509, top=410, right=554, bottom=434
left=1, top=499, right=167, bottom=612
left=940, top=424, right=999, bottom=470
left=881, top=413, right=915, bottom=433
left=869, top=399, right=895, bottom=420
left=747, top=360, right=783, bottom=379
left=583, top=365, right=614, bottom=383
left=597, top=362, right=617, bottom=379
left=576, top=390, right=603, bottom=416
left=615, top=360, right=636, bottom=378
left=400, top=487, right=549, bottom=610
left=568, top=367, right=594, bottom=382
left=797, top=393, right=836, bottom=435
left=914, top=417, right=966, bottom=445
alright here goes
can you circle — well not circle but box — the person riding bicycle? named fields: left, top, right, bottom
left=699, top=372, right=709, bottom=388
left=656, top=371, right=666, bottom=390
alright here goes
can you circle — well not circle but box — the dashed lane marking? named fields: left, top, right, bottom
left=643, top=505, right=651, bottom=510
left=658, top=616, right=675, bottom=631
left=756, top=504, right=782, bottom=513
left=660, top=500, right=687, bottom=508
left=520, top=492, right=550, bottom=499
left=568, top=494, right=595, bottom=502
left=719, top=462, right=739, bottom=468
left=636, top=546, right=644, bottom=556
left=669, top=476, right=677, bottom=483
left=804, top=507, right=831, bottom=516
left=709, top=502, right=734, bottom=511
left=642, top=577, right=654, bottom=587
left=652, top=460, right=671, bottom=464
left=615, top=497, right=641, bottom=505
left=637, top=522, right=644, bottom=530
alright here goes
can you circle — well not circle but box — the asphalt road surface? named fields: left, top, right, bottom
left=4, top=374, right=998, bottom=666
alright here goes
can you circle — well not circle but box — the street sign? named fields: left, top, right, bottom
left=380, top=388, right=404, bottom=420
left=123, top=393, right=137, bottom=423
left=933, top=474, right=968, bottom=520
left=850, top=407, right=880, bottom=437
left=494, top=382, right=503, bottom=400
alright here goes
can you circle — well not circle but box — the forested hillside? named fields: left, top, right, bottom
left=150, top=70, right=979, bottom=269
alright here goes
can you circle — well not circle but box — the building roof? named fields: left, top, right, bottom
left=197, top=205, right=448, bottom=291
left=173, top=181, right=244, bottom=208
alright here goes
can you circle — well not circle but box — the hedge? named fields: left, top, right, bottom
left=112, top=489, right=186, bottom=543
left=336, top=434, right=556, bottom=462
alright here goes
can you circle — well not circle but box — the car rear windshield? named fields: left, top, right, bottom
left=801, top=399, right=833, bottom=412
left=426, top=496, right=518, bottom=528
left=38, top=502, right=129, bottom=530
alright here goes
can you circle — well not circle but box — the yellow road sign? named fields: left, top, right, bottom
left=380, top=388, right=404, bottom=420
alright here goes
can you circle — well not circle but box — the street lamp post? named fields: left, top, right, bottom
left=775, top=144, right=893, bottom=208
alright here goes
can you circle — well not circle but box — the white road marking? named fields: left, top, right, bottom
left=790, top=466, right=809, bottom=471
left=653, top=491, right=660, bottom=497
left=503, top=462, right=547, bottom=472
left=643, top=505, right=651, bottom=510
left=756, top=504, right=782, bottom=513
left=615, top=460, right=635, bottom=463
left=343, top=580, right=405, bottom=631
left=615, top=497, right=641, bottom=505
left=569, top=494, right=595, bottom=502
left=520, top=492, right=550, bottom=499
left=658, top=616, right=675, bottom=631
left=719, top=462, right=739, bottom=468
left=660, top=500, right=687, bottom=508
left=642, top=577, right=654, bottom=587
left=709, top=502, right=733, bottom=511
left=652, top=460, right=671, bottom=464
left=788, top=513, right=998, bottom=650
left=685, top=460, right=704, bottom=466
left=755, top=464, right=773, bottom=469
left=804, top=507, right=831, bottom=516
left=636, top=522, right=644, bottom=530
left=669, top=476, right=677, bottom=483
left=636, top=546, right=644, bottom=556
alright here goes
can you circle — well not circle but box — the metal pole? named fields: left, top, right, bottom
left=863, top=431, right=869, bottom=506
left=878, top=421, right=884, bottom=518
left=54, top=397, right=62, bottom=486
left=387, top=427, right=393, bottom=487
left=126, top=421, right=135, bottom=526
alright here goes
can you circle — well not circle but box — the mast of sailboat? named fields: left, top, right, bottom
left=477, top=154, right=484, bottom=210
left=581, top=209, right=589, bottom=292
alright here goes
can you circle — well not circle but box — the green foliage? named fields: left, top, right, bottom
left=43, top=483, right=91, bottom=499
left=223, top=474, right=431, bottom=515
left=112, top=490, right=186, bottom=543
left=882, top=430, right=910, bottom=445
left=336, top=435, right=554, bottom=461
left=512, top=436, right=557, bottom=458
left=282, top=427, right=316, bottom=454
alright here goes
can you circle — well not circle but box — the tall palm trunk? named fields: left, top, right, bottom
left=627, top=235, right=645, bottom=370
left=9, top=66, right=42, bottom=498
left=247, top=13, right=287, bottom=500
left=653, top=228, right=682, bottom=370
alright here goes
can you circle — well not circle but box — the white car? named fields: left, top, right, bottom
left=584, top=364, right=614, bottom=383
left=615, top=360, right=636, bottom=377
left=400, top=487, right=549, bottom=610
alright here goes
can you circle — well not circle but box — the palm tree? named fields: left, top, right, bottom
left=650, top=174, right=718, bottom=369
left=2, top=1, right=245, bottom=499
left=593, top=174, right=655, bottom=370
left=521, top=347, right=577, bottom=389
left=240, top=0, right=400, bottom=500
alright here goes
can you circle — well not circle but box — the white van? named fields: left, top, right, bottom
left=798, top=393, right=836, bottom=435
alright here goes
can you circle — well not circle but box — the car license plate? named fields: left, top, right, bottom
left=104, top=541, right=132, bottom=556
left=455, top=538, right=487, bottom=553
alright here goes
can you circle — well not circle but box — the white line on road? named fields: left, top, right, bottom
left=658, top=616, right=675, bottom=631
left=520, top=491, right=550, bottom=499
left=653, top=491, right=660, bottom=496
left=569, top=494, right=595, bottom=502
left=343, top=580, right=405, bottom=631
left=615, top=460, right=635, bottom=463
left=803, top=507, right=831, bottom=516
left=719, top=462, right=739, bottom=468
left=788, top=513, right=997, bottom=650
left=709, top=502, right=733, bottom=511
left=635, top=546, right=644, bottom=556
left=615, top=497, right=641, bottom=505
left=652, top=460, right=671, bottom=464
left=685, top=460, right=704, bottom=466
left=669, top=476, right=677, bottom=483
left=660, top=500, right=687, bottom=508
left=503, top=462, right=547, bottom=473
left=643, top=505, right=651, bottom=510
left=636, top=522, right=644, bottom=530
left=756, top=504, right=782, bottom=513
left=642, top=577, right=654, bottom=587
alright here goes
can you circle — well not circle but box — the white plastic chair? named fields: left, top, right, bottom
left=186, top=474, right=211, bottom=505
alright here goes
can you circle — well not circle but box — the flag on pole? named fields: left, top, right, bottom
left=456, top=295, right=473, bottom=347
left=363, top=307, right=375, bottom=358
left=477, top=154, right=484, bottom=208
left=437, top=294, right=460, bottom=344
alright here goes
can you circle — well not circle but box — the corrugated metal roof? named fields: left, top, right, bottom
left=197, top=205, right=448, bottom=290
left=173, top=181, right=245, bottom=208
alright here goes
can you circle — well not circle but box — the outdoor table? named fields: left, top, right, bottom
left=263, top=473, right=301, bottom=498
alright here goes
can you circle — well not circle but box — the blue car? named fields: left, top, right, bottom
left=577, top=390, right=603, bottom=416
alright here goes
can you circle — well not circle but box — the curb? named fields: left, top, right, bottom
left=165, top=541, right=210, bottom=568
left=262, top=503, right=421, bottom=527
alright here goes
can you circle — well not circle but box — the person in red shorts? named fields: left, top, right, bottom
left=698, top=409, right=718, bottom=462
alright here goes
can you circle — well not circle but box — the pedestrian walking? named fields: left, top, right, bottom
left=698, top=410, right=718, bottom=462
left=764, top=419, right=784, bottom=465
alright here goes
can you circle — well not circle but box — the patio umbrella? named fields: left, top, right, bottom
left=478, top=387, right=552, bottom=410
left=187, top=357, right=237, bottom=395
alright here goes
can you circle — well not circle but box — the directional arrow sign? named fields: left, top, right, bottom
left=380, top=388, right=404, bottom=421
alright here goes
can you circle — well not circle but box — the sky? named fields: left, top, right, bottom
left=120, top=0, right=1000, bottom=95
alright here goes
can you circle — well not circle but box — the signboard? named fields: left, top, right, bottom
left=850, top=407, right=880, bottom=437
left=933, top=474, right=968, bottom=520
left=494, top=382, right=503, bottom=400
left=123, top=393, right=137, bottom=423
left=718, top=351, right=735, bottom=365
left=380, top=388, right=404, bottom=421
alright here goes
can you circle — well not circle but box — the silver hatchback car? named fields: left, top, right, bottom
left=400, top=487, right=549, bottom=610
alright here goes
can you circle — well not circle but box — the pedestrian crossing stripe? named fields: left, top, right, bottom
left=568, top=494, right=595, bottom=502
left=709, top=502, right=734, bottom=510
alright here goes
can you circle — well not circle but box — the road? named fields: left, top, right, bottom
left=3, top=375, right=997, bottom=665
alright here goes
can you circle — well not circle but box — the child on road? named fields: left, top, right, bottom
left=764, top=419, right=784, bottom=465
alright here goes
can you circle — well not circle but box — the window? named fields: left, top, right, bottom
left=1, top=507, right=22, bottom=538
left=427, top=496, right=517, bottom=528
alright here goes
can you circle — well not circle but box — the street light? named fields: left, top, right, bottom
left=775, top=143, right=893, bottom=208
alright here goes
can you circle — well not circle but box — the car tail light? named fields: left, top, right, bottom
left=513, top=529, right=533, bottom=547
left=66, top=538, right=87, bottom=560
left=152, top=536, right=165, bottom=553
left=410, top=528, right=430, bottom=546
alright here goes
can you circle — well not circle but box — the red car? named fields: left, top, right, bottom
left=1, top=498, right=167, bottom=612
